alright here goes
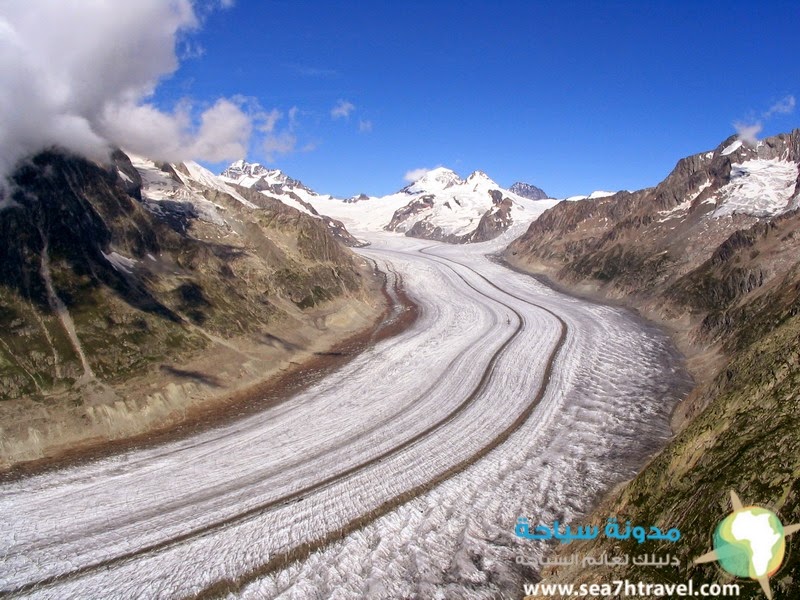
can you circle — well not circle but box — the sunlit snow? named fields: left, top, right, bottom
left=712, top=159, right=798, bottom=218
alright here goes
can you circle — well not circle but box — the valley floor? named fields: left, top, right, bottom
left=0, top=231, right=691, bottom=599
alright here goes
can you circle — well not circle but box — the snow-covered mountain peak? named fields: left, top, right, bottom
left=301, top=166, right=558, bottom=244
left=219, top=160, right=314, bottom=195
left=221, top=159, right=273, bottom=180
left=465, top=170, right=499, bottom=187
left=404, top=167, right=463, bottom=193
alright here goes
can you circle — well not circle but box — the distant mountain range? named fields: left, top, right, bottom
left=221, top=161, right=557, bottom=244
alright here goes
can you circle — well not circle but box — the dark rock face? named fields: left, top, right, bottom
left=467, top=192, right=514, bottom=243
left=386, top=195, right=435, bottom=232
left=0, top=150, right=370, bottom=401
left=509, top=181, right=548, bottom=200
left=503, top=130, right=800, bottom=593
left=111, top=149, right=143, bottom=200
left=404, top=219, right=449, bottom=241
left=398, top=192, right=515, bottom=244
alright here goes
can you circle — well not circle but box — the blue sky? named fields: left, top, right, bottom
left=161, top=0, right=799, bottom=198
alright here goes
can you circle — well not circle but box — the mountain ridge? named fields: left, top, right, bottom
left=0, top=148, right=386, bottom=470
left=507, top=129, right=800, bottom=599
left=218, top=161, right=558, bottom=244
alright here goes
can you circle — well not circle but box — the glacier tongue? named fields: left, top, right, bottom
left=0, top=232, right=690, bottom=600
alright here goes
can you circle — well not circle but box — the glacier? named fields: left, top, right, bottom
left=0, top=228, right=690, bottom=599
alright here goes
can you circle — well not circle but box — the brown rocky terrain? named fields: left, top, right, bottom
left=0, top=150, right=386, bottom=471
left=506, top=130, right=800, bottom=599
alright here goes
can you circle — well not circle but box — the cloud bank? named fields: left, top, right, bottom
left=0, top=0, right=251, bottom=183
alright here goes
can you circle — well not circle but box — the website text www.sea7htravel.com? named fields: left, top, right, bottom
left=523, top=580, right=740, bottom=597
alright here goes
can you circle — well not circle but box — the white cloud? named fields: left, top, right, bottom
left=358, top=119, right=373, bottom=133
left=258, top=105, right=315, bottom=162
left=186, top=98, right=252, bottom=161
left=0, top=0, right=252, bottom=183
left=763, top=95, right=796, bottom=118
left=331, top=100, right=355, bottom=119
left=404, top=167, right=430, bottom=183
left=734, top=121, right=763, bottom=145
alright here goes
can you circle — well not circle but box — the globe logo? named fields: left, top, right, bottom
left=695, top=491, right=799, bottom=599
left=713, top=507, right=784, bottom=578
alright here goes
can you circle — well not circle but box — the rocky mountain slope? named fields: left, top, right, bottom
left=219, top=160, right=364, bottom=247
left=0, top=150, right=384, bottom=469
left=506, top=130, right=800, bottom=599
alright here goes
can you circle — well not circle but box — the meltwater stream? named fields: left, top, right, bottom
left=0, top=232, right=691, bottom=599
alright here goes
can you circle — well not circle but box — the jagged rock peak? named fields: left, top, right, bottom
left=221, top=159, right=273, bottom=179
left=509, top=181, right=548, bottom=200
left=220, top=160, right=313, bottom=193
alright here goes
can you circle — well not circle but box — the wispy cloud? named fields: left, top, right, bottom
left=262, top=131, right=297, bottom=162
left=404, top=167, right=430, bottom=183
left=288, top=106, right=300, bottom=127
left=358, top=119, right=373, bottom=133
left=179, top=39, right=206, bottom=60
left=331, top=100, right=355, bottom=120
left=733, top=95, right=796, bottom=144
left=195, top=0, right=235, bottom=20
left=258, top=108, right=282, bottom=133
left=763, top=95, right=796, bottom=119
left=259, top=106, right=314, bottom=162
